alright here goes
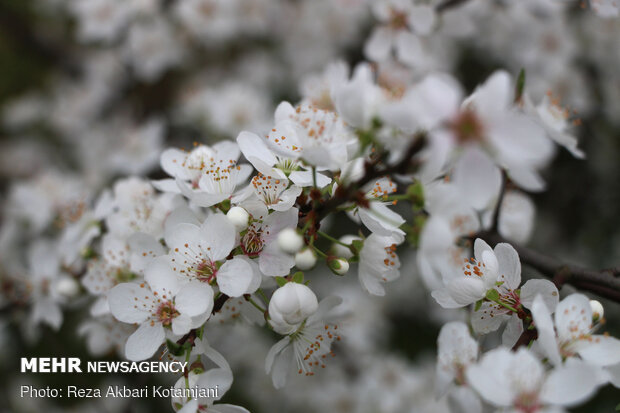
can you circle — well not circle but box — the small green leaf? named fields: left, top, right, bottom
left=474, top=299, right=483, bottom=312
left=275, top=276, right=287, bottom=287
left=406, top=181, right=425, bottom=210
left=615, top=402, right=620, bottom=411
left=485, top=289, right=500, bottom=301
left=515, top=68, right=526, bottom=102
left=166, top=339, right=185, bottom=357
left=292, top=271, right=304, bottom=284
left=351, top=239, right=364, bottom=255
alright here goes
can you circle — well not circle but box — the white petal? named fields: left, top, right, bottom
left=200, top=214, right=236, bottom=261
left=554, top=293, right=592, bottom=343
left=471, top=301, right=510, bottom=334
left=541, top=360, right=599, bottom=406
left=145, top=257, right=181, bottom=297
left=217, top=257, right=258, bottom=297
left=125, top=322, right=165, bottom=361
left=531, top=294, right=562, bottom=366
left=465, top=347, right=514, bottom=406
left=520, top=279, right=559, bottom=311
left=364, top=27, right=393, bottom=62
left=172, top=314, right=192, bottom=335
left=453, top=148, right=501, bottom=211
left=501, top=315, right=523, bottom=348
left=493, top=242, right=521, bottom=290
left=447, top=277, right=486, bottom=305
left=108, top=283, right=151, bottom=324
left=577, top=335, right=620, bottom=367
left=175, top=281, right=214, bottom=317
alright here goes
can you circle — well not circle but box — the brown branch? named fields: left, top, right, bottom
left=477, top=231, right=620, bottom=302
left=314, top=133, right=427, bottom=222
left=435, top=0, right=471, bottom=13
left=489, top=170, right=507, bottom=233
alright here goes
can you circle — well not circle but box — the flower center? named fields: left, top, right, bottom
left=389, top=10, right=409, bottom=30
left=241, top=230, right=264, bottom=257
left=452, top=109, right=485, bottom=143
left=156, top=301, right=180, bottom=326
left=514, top=391, right=541, bottom=413
left=195, top=260, right=217, bottom=283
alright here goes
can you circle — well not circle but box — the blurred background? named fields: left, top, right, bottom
left=0, top=0, right=619, bottom=411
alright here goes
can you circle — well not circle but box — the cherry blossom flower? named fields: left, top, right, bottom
left=162, top=214, right=260, bottom=297
left=108, top=275, right=212, bottom=360
left=466, top=347, right=599, bottom=412
left=531, top=293, right=620, bottom=368
left=358, top=233, right=402, bottom=296
left=266, top=295, right=342, bottom=388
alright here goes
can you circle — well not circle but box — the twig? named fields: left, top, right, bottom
left=435, top=0, right=471, bottom=13
left=489, top=170, right=507, bottom=233
left=477, top=231, right=620, bottom=302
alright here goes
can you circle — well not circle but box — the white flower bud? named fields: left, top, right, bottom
left=331, top=235, right=360, bottom=259
left=226, top=206, right=250, bottom=231
left=269, top=282, right=318, bottom=325
left=277, top=228, right=304, bottom=254
left=54, top=276, right=80, bottom=298
left=329, top=258, right=349, bottom=275
left=295, top=248, right=317, bottom=270
left=590, top=300, right=604, bottom=321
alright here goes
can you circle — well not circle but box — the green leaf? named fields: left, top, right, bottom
left=485, top=289, right=500, bottom=301
left=166, top=339, right=185, bottom=357
left=515, top=68, right=526, bottom=102
left=292, top=271, right=304, bottom=284
left=275, top=276, right=287, bottom=287
left=615, top=402, right=620, bottom=411
left=474, top=299, right=483, bottom=312
left=351, top=239, right=364, bottom=255
left=406, top=181, right=425, bottom=210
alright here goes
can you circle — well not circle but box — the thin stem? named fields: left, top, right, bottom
left=317, top=230, right=350, bottom=248
left=246, top=296, right=267, bottom=313
left=487, top=296, right=519, bottom=314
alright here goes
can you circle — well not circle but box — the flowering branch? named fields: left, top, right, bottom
left=478, top=231, right=620, bottom=302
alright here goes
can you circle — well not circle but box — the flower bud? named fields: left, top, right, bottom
left=269, top=282, right=318, bottom=326
left=277, top=228, right=304, bottom=254
left=54, top=276, right=80, bottom=298
left=590, top=300, right=604, bottom=322
left=328, top=257, right=349, bottom=275
left=295, top=248, right=317, bottom=270
left=331, top=235, right=360, bottom=259
left=226, top=206, right=250, bottom=231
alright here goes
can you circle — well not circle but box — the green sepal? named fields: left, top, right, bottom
left=275, top=276, right=287, bottom=287
left=292, top=271, right=304, bottom=284
left=474, top=299, right=483, bottom=312
left=485, top=289, right=500, bottom=301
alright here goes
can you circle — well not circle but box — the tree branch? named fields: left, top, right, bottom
left=435, top=0, right=471, bottom=13
left=314, top=133, right=427, bottom=222
left=477, top=231, right=620, bottom=302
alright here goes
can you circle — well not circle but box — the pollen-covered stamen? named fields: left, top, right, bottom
left=241, top=229, right=264, bottom=257
left=201, top=158, right=242, bottom=195
left=194, top=260, right=217, bottom=283
left=368, top=179, right=397, bottom=201
left=156, top=300, right=180, bottom=326
left=251, top=174, right=288, bottom=205
left=452, top=109, right=485, bottom=143
left=382, top=244, right=398, bottom=272
left=275, top=157, right=299, bottom=175
left=292, top=323, right=341, bottom=376
left=513, top=391, right=542, bottom=413
left=388, top=9, right=409, bottom=30
left=545, top=90, right=582, bottom=127
left=462, top=257, right=488, bottom=278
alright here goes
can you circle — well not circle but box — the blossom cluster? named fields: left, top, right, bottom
left=1, top=0, right=620, bottom=412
